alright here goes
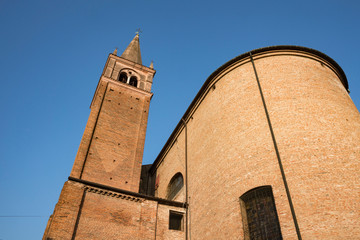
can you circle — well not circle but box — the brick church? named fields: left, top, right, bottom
left=43, top=34, right=360, bottom=239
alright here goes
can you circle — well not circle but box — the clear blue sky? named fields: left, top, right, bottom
left=0, top=0, right=359, bottom=239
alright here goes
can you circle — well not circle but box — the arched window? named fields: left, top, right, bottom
left=129, top=76, right=138, bottom=87
left=167, top=173, right=184, bottom=200
left=119, top=72, right=127, bottom=83
left=240, top=186, right=282, bottom=240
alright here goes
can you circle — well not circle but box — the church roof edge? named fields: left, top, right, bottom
left=149, top=45, right=349, bottom=173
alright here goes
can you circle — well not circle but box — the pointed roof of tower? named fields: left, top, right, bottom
left=121, top=33, right=142, bottom=65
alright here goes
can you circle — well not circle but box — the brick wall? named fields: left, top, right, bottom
left=155, top=134, right=186, bottom=202
left=43, top=180, right=186, bottom=240
left=154, top=50, right=360, bottom=239
left=70, top=53, right=154, bottom=192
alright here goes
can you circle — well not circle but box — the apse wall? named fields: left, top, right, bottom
left=152, top=47, right=360, bottom=239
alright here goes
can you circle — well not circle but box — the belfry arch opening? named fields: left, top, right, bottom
left=119, top=72, right=127, bottom=83
left=240, top=186, right=282, bottom=240
left=129, top=76, right=138, bottom=87
left=166, top=173, right=184, bottom=200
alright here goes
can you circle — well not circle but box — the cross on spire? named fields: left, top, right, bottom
left=135, top=28, right=142, bottom=36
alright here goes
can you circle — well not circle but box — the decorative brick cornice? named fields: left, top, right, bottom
left=84, top=186, right=143, bottom=202
left=69, top=176, right=187, bottom=208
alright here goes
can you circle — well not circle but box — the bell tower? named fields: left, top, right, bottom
left=70, top=33, right=156, bottom=192
left=43, top=34, right=160, bottom=240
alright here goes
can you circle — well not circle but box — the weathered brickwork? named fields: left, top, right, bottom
left=43, top=180, right=186, bottom=240
left=155, top=204, right=186, bottom=239
left=44, top=35, right=168, bottom=240
left=45, top=43, right=359, bottom=240
left=256, top=53, right=360, bottom=239
left=78, top=79, right=151, bottom=191
left=43, top=181, right=85, bottom=239
left=73, top=185, right=156, bottom=239
left=154, top=49, right=359, bottom=239
left=155, top=134, right=186, bottom=202
left=70, top=53, right=155, bottom=192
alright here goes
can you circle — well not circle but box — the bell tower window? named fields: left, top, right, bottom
left=118, top=71, right=139, bottom=88
left=129, top=76, right=138, bottom=87
left=119, top=72, right=127, bottom=83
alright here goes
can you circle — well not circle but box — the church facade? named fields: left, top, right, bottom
left=43, top=35, right=360, bottom=240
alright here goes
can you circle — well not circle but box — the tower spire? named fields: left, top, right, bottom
left=120, top=33, right=142, bottom=65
